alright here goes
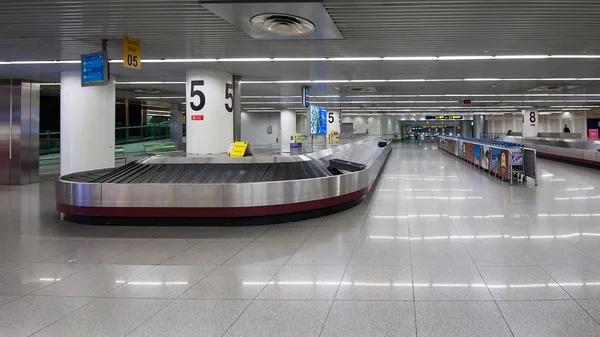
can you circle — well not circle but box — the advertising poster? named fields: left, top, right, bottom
left=310, top=106, right=327, bottom=135
left=490, top=147, right=502, bottom=174
left=473, top=144, right=481, bottom=167
left=463, top=142, right=475, bottom=163
left=500, top=149, right=510, bottom=179
left=481, top=145, right=491, bottom=170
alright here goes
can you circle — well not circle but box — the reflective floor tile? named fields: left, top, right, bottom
left=223, top=300, right=331, bottom=337
left=181, top=265, right=280, bottom=299
left=349, top=242, right=411, bottom=266
left=498, top=300, right=600, bottom=337
left=275, top=217, right=323, bottom=227
left=576, top=299, right=600, bottom=323
left=516, top=242, right=598, bottom=266
left=0, top=261, right=30, bottom=276
left=204, top=225, right=272, bottom=242
left=305, top=226, right=362, bottom=243
left=358, top=224, right=410, bottom=242
left=107, top=241, right=196, bottom=265
left=335, top=266, right=413, bottom=300
left=46, top=241, right=147, bottom=264
left=0, top=294, right=21, bottom=306
left=106, top=265, right=216, bottom=298
left=319, top=213, right=367, bottom=227
left=464, top=240, right=538, bottom=266
left=162, top=242, right=248, bottom=265
left=480, top=266, right=570, bottom=300
left=287, top=242, right=354, bottom=266
left=416, top=301, right=512, bottom=337
left=128, top=299, right=250, bottom=337
left=258, top=265, right=345, bottom=300
left=0, top=263, right=89, bottom=295
left=0, top=238, right=86, bottom=262
left=0, top=295, right=93, bottom=337
left=410, top=242, right=474, bottom=266
left=154, top=226, right=224, bottom=239
left=363, top=215, right=409, bottom=227
left=225, top=242, right=301, bottom=266
left=544, top=265, right=600, bottom=299
left=32, top=298, right=170, bottom=337
left=407, top=215, right=454, bottom=227
left=412, top=266, right=492, bottom=300
left=409, top=225, right=461, bottom=242
left=34, top=264, right=153, bottom=297
left=321, top=301, right=416, bottom=337
left=254, top=226, right=315, bottom=243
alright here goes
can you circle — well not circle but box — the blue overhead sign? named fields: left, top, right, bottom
left=302, top=86, right=310, bottom=108
left=81, top=51, right=109, bottom=87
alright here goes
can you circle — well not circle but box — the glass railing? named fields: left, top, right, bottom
left=39, top=123, right=185, bottom=155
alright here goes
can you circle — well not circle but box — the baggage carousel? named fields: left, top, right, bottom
left=497, top=135, right=600, bottom=167
left=56, top=137, right=391, bottom=220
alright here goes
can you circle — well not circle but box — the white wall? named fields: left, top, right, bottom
left=241, top=112, right=280, bottom=145
left=379, top=115, right=400, bottom=136
left=341, top=115, right=369, bottom=133
left=488, top=111, right=587, bottom=135
left=296, top=114, right=307, bottom=135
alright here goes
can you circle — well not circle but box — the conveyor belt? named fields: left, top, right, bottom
left=67, top=161, right=332, bottom=184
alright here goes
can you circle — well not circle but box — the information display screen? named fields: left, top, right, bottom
left=81, top=51, right=109, bottom=87
left=310, top=105, right=327, bottom=135
left=302, top=86, right=310, bottom=107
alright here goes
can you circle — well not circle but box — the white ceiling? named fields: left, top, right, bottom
left=2, top=0, right=600, bottom=114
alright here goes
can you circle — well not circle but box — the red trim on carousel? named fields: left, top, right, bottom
left=57, top=187, right=369, bottom=218
left=536, top=151, right=600, bottom=167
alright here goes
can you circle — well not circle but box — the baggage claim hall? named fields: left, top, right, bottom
left=1, top=1, right=600, bottom=336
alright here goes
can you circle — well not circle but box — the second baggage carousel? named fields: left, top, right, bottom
left=57, top=137, right=392, bottom=219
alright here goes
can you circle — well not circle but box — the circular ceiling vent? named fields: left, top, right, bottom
left=250, top=13, right=315, bottom=36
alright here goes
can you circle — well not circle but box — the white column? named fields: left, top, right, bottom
left=522, top=109, right=539, bottom=138
left=60, top=70, right=115, bottom=176
left=326, top=110, right=340, bottom=136
left=280, top=109, right=296, bottom=148
left=185, top=69, right=233, bottom=154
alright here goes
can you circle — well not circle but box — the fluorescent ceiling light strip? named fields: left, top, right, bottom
left=219, top=58, right=272, bottom=62
left=327, top=57, right=382, bottom=61
left=494, top=55, right=550, bottom=59
left=7, top=54, right=600, bottom=65
left=383, top=56, right=438, bottom=60
left=550, top=55, right=600, bottom=58
left=438, top=56, right=494, bottom=60
left=273, top=57, right=327, bottom=61
left=115, top=81, right=184, bottom=85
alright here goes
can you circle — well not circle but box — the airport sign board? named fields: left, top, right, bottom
left=123, top=35, right=141, bottom=70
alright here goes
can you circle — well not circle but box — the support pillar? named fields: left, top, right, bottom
left=522, top=109, right=538, bottom=138
left=60, top=71, right=115, bottom=176
left=185, top=69, right=233, bottom=154
left=280, top=109, right=296, bottom=150
left=473, top=114, right=487, bottom=138
left=459, top=120, right=472, bottom=137
left=0, top=80, right=40, bottom=185
left=233, top=75, right=242, bottom=141
left=326, top=110, right=340, bottom=142
left=170, top=103, right=183, bottom=150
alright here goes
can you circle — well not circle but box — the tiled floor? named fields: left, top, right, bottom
left=2, top=142, right=600, bottom=336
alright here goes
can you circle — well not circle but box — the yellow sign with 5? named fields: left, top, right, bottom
left=122, top=36, right=141, bottom=70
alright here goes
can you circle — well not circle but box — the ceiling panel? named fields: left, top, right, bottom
left=2, top=0, right=600, bottom=113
